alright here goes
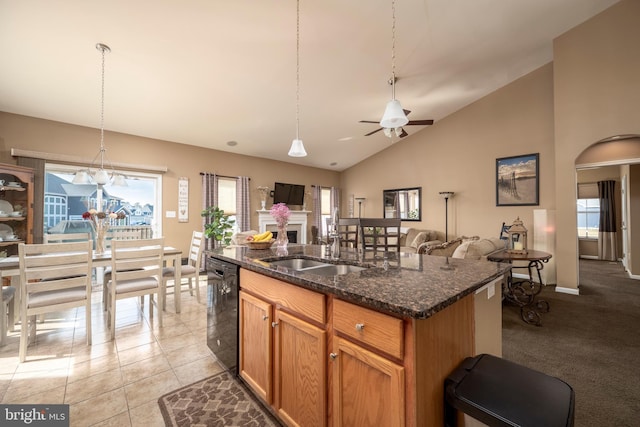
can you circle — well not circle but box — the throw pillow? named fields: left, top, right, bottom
left=410, top=231, right=428, bottom=248
left=452, top=241, right=474, bottom=259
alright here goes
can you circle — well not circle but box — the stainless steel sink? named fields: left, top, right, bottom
left=269, top=258, right=329, bottom=270
left=269, top=258, right=367, bottom=276
left=301, top=264, right=366, bottom=276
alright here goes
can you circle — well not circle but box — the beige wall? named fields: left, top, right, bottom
left=554, top=0, right=640, bottom=290
left=0, top=113, right=340, bottom=254
left=342, top=63, right=556, bottom=252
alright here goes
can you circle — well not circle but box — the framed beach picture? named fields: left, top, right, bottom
left=496, top=153, right=539, bottom=206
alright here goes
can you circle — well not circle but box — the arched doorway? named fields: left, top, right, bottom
left=575, top=134, right=640, bottom=279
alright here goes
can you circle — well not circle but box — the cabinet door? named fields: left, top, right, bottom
left=239, top=290, right=273, bottom=403
left=332, top=336, right=405, bottom=427
left=274, top=309, right=326, bottom=427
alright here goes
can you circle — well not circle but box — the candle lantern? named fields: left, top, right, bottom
left=507, top=217, right=528, bottom=254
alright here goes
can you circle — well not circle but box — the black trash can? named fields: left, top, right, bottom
left=445, top=353, right=575, bottom=427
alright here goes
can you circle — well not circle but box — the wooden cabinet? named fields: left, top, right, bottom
left=238, top=267, right=484, bottom=427
left=239, top=290, right=272, bottom=403
left=0, top=163, right=34, bottom=257
left=239, top=269, right=326, bottom=427
left=331, top=299, right=405, bottom=427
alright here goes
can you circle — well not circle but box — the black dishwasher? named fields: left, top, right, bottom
left=206, top=256, right=239, bottom=375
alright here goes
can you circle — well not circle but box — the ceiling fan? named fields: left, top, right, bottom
left=360, top=110, right=434, bottom=138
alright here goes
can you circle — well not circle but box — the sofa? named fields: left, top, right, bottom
left=420, top=236, right=506, bottom=260
left=399, top=228, right=443, bottom=253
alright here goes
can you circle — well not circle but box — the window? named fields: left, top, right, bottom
left=577, top=183, right=599, bottom=239
left=577, top=198, right=599, bottom=239
left=321, top=187, right=331, bottom=236
left=217, top=177, right=238, bottom=233
left=44, top=163, right=163, bottom=237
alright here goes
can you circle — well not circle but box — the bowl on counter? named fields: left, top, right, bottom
left=10, top=212, right=21, bottom=217
left=246, top=240, right=275, bottom=250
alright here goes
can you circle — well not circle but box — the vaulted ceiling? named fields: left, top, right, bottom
left=0, top=0, right=619, bottom=170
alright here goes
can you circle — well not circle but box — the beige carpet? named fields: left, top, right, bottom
left=158, top=371, right=281, bottom=426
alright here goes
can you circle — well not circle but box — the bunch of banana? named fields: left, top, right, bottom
left=247, top=231, right=273, bottom=242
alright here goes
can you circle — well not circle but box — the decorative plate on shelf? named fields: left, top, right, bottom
left=0, top=224, right=13, bottom=238
left=246, top=240, right=274, bottom=250
left=0, top=200, right=13, bottom=216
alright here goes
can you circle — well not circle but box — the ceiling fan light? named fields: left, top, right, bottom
left=94, top=168, right=110, bottom=186
left=288, top=138, right=307, bottom=157
left=72, top=170, right=90, bottom=184
left=394, top=127, right=403, bottom=137
left=380, top=99, right=409, bottom=128
left=383, top=128, right=392, bottom=138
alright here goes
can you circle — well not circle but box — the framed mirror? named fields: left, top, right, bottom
left=383, top=187, right=422, bottom=221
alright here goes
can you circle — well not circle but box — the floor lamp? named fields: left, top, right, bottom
left=355, top=197, right=366, bottom=218
left=439, top=192, right=455, bottom=241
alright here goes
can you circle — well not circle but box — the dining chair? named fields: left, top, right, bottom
left=358, top=218, right=402, bottom=260
left=18, top=240, right=93, bottom=362
left=1, top=281, right=16, bottom=347
left=101, top=229, right=144, bottom=302
left=43, top=232, right=92, bottom=244
left=105, top=238, right=164, bottom=340
left=162, top=231, right=204, bottom=310
left=337, top=218, right=360, bottom=249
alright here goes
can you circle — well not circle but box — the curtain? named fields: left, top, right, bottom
left=330, top=187, right=340, bottom=216
left=312, top=185, right=322, bottom=242
left=201, top=173, right=218, bottom=251
left=598, top=180, right=617, bottom=261
left=236, top=176, right=250, bottom=232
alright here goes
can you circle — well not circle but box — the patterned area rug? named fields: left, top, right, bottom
left=158, top=371, right=281, bottom=426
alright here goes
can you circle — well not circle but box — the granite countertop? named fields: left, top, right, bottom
left=207, top=244, right=510, bottom=320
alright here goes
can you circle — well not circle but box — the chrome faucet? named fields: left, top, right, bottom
left=329, top=207, right=340, bottom=259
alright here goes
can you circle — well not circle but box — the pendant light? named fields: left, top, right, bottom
left=73, top=43, right=127, bottom=186
left=288, top=0, right=307, bottom=157
left=380, top=0, right=409, bottom=129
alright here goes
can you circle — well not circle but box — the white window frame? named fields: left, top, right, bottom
left=44, top=163, right=163, bottom=238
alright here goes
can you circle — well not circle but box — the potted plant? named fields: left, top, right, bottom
left=201, top=206, right=235, bottom=247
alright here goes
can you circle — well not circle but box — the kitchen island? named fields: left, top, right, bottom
left=207, top=244, right=510, bottom=426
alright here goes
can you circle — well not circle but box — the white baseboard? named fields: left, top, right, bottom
left=627, top=273, right=640, bottom=280
left=555, top=286, right=580, bottom=295
left=579, top=255, right=599, bottom=260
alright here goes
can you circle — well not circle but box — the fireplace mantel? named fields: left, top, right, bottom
left=258, top=210, right=310, bottom=244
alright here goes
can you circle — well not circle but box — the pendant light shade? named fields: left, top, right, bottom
left=72, top=170, right=90, bottom=184
left=380, top=99, right=408, bottom=128
left=288, top=139, right=307, bottom=157
left=94, top=168, right=110, bottom=186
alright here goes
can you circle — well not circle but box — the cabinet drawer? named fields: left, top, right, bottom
left=333, top=299, right=404, bottom=360
left=240, top=269, right=326, bottom=324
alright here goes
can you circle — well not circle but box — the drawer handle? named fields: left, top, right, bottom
left=329, top=353, right=338, bottom=360
left=355, top=323, right=365, bottom=331
left=272, top=321, right=279, bottom=328
left=262, top=315, right=268, bottom=321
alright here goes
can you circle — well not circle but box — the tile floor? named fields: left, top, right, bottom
left=0, top=279, right=224, bottom=426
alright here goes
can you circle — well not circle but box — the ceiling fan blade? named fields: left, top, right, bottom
left=406, top=119, right=434, bottom=126
left=398, top=128, right=409, bottom=138
left=359, top=120, right=380, bottom=124
left=403, top=109, right=411, bottom=116
left=364, top=128, right=384, bottom=136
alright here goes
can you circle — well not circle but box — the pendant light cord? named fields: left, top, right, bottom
left=97, top=43, right=110, bottom=169
left=296, top=0, right=300, bottom=141
left=391, top=0, right=397, bottom=100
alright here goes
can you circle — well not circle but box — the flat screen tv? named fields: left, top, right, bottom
left=273, top=182, right=305, bottom=206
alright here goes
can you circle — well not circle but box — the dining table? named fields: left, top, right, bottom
left=0, top=246, right=184, bottom=326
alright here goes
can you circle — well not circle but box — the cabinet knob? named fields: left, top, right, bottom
left=262, top=315, right=268, bottom=321
left=271, top=321, right=279, bottom=328
left=355, top=323, right=365, bottom=331
left=329, top=353, right=338, bottom=360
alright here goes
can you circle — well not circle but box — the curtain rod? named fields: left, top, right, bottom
left=199, top=172, right=250, bottom=180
